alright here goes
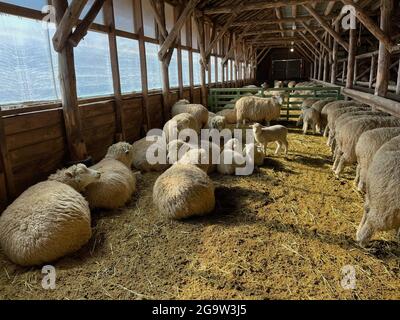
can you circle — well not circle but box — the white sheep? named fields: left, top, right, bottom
left=177, top=148, right=210, bottom=173
left=217, top=149, right=246, bottom=175
left=84, top=142, right=137, bottom=210
left=235, top=95, right=283, bottom=127
left=301, top=98, right=319, bottom=110
left=355, top=127, right=400, bottom=192
left=163, top=113, right=200, bottom=143
left=216, top=108, right=237, bottom=124
left=251, top=123, right=288, bottom=156
left=205, top=112, right=226, bottom=131
left=288, top=81, right=296, bottom=88
left=167, top=139, right=194, bottom=164
left=171, top=100, right=209, bottom=129
left=356, top=135, right=400, bottom=247
left=153, top=164, right=215, bottom=220
left=243, top=143, right=264, bottom=167
left=0, top=164, right=100, bottom=266
left=301, top=107, right=321, bottom=135
left=224, top=138, right=241, bottom=151
left=132, top=136, right=169, bottom=172
left=333, top=117, right=400, bottom=176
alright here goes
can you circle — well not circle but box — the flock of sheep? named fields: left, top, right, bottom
left=0, top=81, right=399, bottom=268
left=298, top=97, right=400, bottom=247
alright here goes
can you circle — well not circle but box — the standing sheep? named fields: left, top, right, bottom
left=171, top=100, right=209, bottom=129
left=153, top=164, right=215, bottom=219
left=356, top=135, right=400, bottom=247
left=252, top=123, right=288, bottom=156
left=0, top=164, right=101, bottom=266
left=235, top=95, right=283, bottom=127
left=301, top=108, right=321, bottom=135
left=132, top=136, right=169, bottom=172
left=355, top=127, right=400, bottom=192
left=84, top=142, right=137, bottom=210
left=333, top=117, right=400, bottom=176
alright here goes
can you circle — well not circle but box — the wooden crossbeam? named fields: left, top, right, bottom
left=341, top=0, right=396, bottom=53
left=52, top=0, right=88, bottom=52
left=69, top=0, right=105, bottom=47
left=301, top=22, right=333, bottom=54
left=324, top=1, right=336, bottom=16
left=204, top=0, right=326, bottom=15
left=158, top=0, right=200, bottom=61
left=303, top=3, right=349, bottom=51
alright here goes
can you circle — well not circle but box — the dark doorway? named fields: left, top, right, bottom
left=272, top=59, right=303, bottom=80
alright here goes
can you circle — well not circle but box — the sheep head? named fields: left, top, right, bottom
left=105, top=142, right=134, bottom=168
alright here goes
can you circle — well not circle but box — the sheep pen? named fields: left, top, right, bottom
left=0, top=125, right=398, bottom=300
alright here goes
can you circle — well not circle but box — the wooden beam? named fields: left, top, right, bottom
left=52, top=0, right=88, bottom=52
left=0, top=112, right=15, bottom=199
left=330, top=21, right=338, bottom=83
left=341, top=61, right=346, bottom=83
left=299, top=32, right=320, bottom=54
left=303, top=3, right=349, bottom=51
left=103, top=0, right=124, bottom=141
left=346, top=27, right=357, bottom=89
left=396, top=57, right=400, bottom=95
left=53, top=0, right=88, bottom=161
left=193, top=15, right=208, bottom=106
left=204, top=0, right=326, bottom=15
left=296, top=44, right=313, bottom=63
left=323, top=53, right=329, bottom=82
left=324, top=1, right=336, bottom=16
left=301, top=22, right=332, bottom=54
left=369, top=55, right=376, bottom=88
left=341, top=0, right=396, bottom=53
left=318, top=54, right=323, bottom=80
left=375, top=0, right=393, bottom=97
left=69, top=0, right=105, bottom=47
left=158, top=0, right=200, bottom=61
left=231, top=16, right=332, bottom=27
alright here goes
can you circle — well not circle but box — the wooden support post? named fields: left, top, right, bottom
left=342, top=61, right=346, bottom=83
left=330, top=21, right=339, bottom=84
left=104, top=0, right=124, bottom=141
left=323, top=53, right=329, bottom=82
left=175, top=6, right=184, bottom=98
left=313, top=57, right=318, bottom=79
left=318, top=54, right=323, bottom=80
left=346, top=27, right=357, bottom=89
left=52, top=0, right=88, bottom=52
left=134, top=0, right=150, bottom=132
left=396, top=57, right=400, bottom=95
left=193, top=16, right=208, bottom=106
left=375, top=0, right=393, bottom=97
left=53, top=0, right=87, bottom=162
left=0, top=112, right=15, bottom=200
left=369, top=55, right=376, bottom=89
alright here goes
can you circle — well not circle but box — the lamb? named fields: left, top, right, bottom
left=132, top=136, right=169, bottom=172
left=84, top=142, right=137, bottom=210
left=333, top=117, right=400, bottom=176
left=216, top=108, right=237, bottom=124
left=301, top=107, right=321, bottom=134
left=355, top=127, right=400, bottom=192
left=356, top=135, right=400, bottom=247
left=235, top=95, right=283, bottom=127
left=153, top=164, right=215, bottom=219
left=171, top=100, right=209, bottom=129
left=243, top=143, right=264, bottom=167
left=251, top=123, right=288, bottom=156
left=163, top=113, right=200, bottom=143
left=205, top=112, right=226, bottom=131
left=0, top=164, right=101, bottom=266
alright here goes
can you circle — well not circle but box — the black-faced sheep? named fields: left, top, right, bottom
left=153, top=164, right=215, bottom=219
left=356, top=135, right=400, bottom=247
left=251, top=123, right=288, bottom=156
left=0, top=164, right=100, bottom=266
left=355, top=127, right=400, bottom=192
left=84, top=142, right=137, bottom=210
left=171, top=100, right=209, bottom=129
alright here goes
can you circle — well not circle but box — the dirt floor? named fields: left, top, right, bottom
left=0, top=125, right=399, bottom=300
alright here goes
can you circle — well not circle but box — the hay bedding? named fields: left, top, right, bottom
left=0, top=127, right=399, bottom=300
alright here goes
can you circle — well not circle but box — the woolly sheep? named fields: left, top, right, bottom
left=301, top=98, right=319, bottom=110
left=333, top=117, right=400, bottom=176
left=177, top=148, right=210, bottom=173
left=311, top=98, right=336, bottom=113
left=243, top=143, right=264, bottom=167
left=171, top=100, right=209, bottom=129
left=235, top=95, right=283, bottom=127
left=0, top=164, right=101, bottom=266
left=288, top=81, right=296, bottom=88
left=132, top=136, right=169, bottom=172
left=252, top=123, right=288, bottom=156
left=216, top=108, right=237, bottom=124
left=217, top=149, right=246, bottom=175
left=84, top=142, right=137, bottom=209
left=224, top=138, right=241, bottom=151
left=302, top=107, right=321, bottom=135
left=163, top=113, right=200, bottom=143
left=205, top=112, right=226, bottom=131
left=355, top=127, right=400, bottom=193
left=167, top=139, right=194, bottom=164
left=356, top=135, right=400, bottom=247
left=153, top=164, right=215, bottom=220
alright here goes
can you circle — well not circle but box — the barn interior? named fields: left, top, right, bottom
left=0, top=0, right=399, bottom=300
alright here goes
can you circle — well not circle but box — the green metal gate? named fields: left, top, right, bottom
left=208, top=86, right=343, bottom=121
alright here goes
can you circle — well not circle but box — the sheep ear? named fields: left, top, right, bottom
left=65, top=171, right=74, bottom=178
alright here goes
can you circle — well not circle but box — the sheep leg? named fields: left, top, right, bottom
left=332, top=151, right=342, bottom=171
left=354, top=164, right=361, bottom=187
left=323, top=126, right=329, bottom=138
left=330, top=139, right=336, bottom=154
left=327, top=132, right=332, bottom=146
left=263, top=144, right=268, bottom=156
left=312, top=124, right=316, bottom=135
left=316, top=123, right=321, bottom=134
left=274, top=141, right=282, bottom=155
left=283, top=140, right=289, bottom=156
left=302, top=121, right=308, bottom=135
left=356, top=213, right=374, bottom=248
left=334, top=155, right=346, bottom=177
